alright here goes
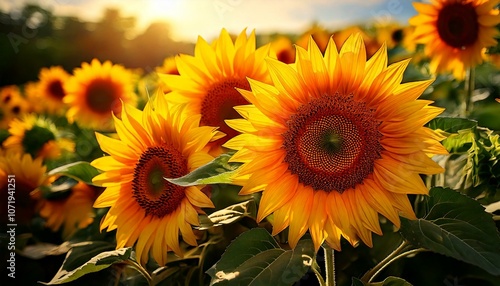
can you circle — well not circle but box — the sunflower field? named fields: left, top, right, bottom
left=1, top=1, right=500, bottom=285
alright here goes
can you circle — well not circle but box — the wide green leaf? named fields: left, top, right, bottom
left=166, top=153, right=241, bottom=186
left=399, top=187, right=500, bottom=275
left=428, top=117, right=477, bottom=134
left=48, top=161, right=100, bottom=185
left=207, top=228, right=315, bottom=286
left=42, top=242, right=128, bottom=285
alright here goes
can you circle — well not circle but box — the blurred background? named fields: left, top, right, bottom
left=0, top=0, right=417, bottom=87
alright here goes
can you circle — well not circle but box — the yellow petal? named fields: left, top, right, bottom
left=288, top=185, right=313, bottom=248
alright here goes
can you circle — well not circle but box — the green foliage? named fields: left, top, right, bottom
left=166, top=153, right=241, bottom=187
left=198, top=200, right=257, bottom=231
left=47, top=161, right=100, bottom=186
left=399, top=187, right=500, bottom=276
left=429, top=117, right=500, bottom=203
left=207, top=228, right=315, bottom=286
left=42, top=243, right=129, bottom=285
left=4, top=3, right=500, bottom=286
left=352, top=277, right=413, bottom=286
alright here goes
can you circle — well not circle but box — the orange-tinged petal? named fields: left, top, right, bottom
left=185, top=187, right=214, bottom=209
left=288, top=186, right=313, bottom=248
left=257, top=172, right=298, bottom=221
left=308, top=191, right=328, bottom=251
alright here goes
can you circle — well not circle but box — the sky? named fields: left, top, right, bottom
left=2, top=0, right=418, bottom=42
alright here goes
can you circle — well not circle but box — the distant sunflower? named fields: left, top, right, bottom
left=160, top=28, right=271, bottom=154
left=225, top=34, right=447, bottom=251
left=3, top=114, right=74, bottom=160
left=0, top=151, right=46, bottom=225
left=296, top=25, right=332, bottom=53
left=332, top=26, right=380, bottom=58
left=270, top=36, right=296, bottom=64
left=31, top=178, right=98, bottom=239
left=36, top=66, right=70, bottom=114
left=410, top=0, right=500, bottom=79
left=0, top=85, right=29, bottom=129
left=64, top=59, right=137, bottom=130
left=155, top=56, right=180, bottom=94
left=91, top=93, right=219, bottom=265
left=375, top=23, right=417, bottom=53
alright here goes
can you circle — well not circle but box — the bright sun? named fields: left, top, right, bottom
left=145, top=0, right=184, bottom=20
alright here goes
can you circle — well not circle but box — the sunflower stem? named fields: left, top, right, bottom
left=360, top=240, right=410, bottom=283
left=323, top=244, right=336, bottom=286
left=125, top=259, right=153, bottom=285
left=312, top=258, right=327, bottom=286
left=463, top=67, right=475, bottom=117
left=368, top=248, right=428, bottom=283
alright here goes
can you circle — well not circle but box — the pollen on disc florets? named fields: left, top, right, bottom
left=201, top=78, right=250, bottom=142
left=132, top=145, right=188, bottom=218
left=282, top=93, right=383, bottom=193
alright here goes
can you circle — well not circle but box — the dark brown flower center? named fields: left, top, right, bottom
left=3, top=93, right=11, bottom=104
left=437, top=2, right=479, bottom=48
left=391, top=29, right=404, bottom=44
left=47, top=80, right=66, bottom=100
left=85, top=79, right=122, bottom=114
left=132, top=145, right=187, bottom=218
left=201, top=78, right=250, bottom=144
left=277, top=49, right=295, bottom=64
left=282, top=94, right=383, bottom=193
left=11, top=105, right=20, bottom=115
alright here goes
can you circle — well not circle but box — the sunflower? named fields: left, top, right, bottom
left=64, top=59, right=138, bottom=130
left=0, top=151, right=46, bottom=225
left=270, top=36, right=296, bottom=64
left=91, top=92, right=219, bottom=265
left=224, top=34, right=448, bottom=251
left=35, top=66, right=70, bottom=115
left=410, top=0, right=500, bottom=79
left=375, top=23, right=417, bottom=53
left=31, top=177, right=98, bottom=239
left=0, top=85, right=29, bottom=129
left=296, top=25, right=332, bottom=54
left=3, top=114, right=74, bottom=160
left=154, top=56, right=180, bottom=94
left=332, top=26, right=380, bottom=58
left=160, top=28, right=271, bottom=154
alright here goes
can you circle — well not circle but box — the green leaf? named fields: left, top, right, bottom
left=39, top=176, right=78, bottom=200
left=352, top=276, right=413, bottom=286
left=399, top=187, right=500, bottom=276
left=428, top=117, right=477, bottom=134
left=48, top=161, right=100, bottom=185
left=207, top=228, right=315, bottom=286
left=166, top=153, right=240, bottom=186
left=197, top=200, right=256, bottom=230
left=42, top=241, right=125, bottom=285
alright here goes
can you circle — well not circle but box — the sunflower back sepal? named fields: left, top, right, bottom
left=428, top=117, right=500, bottom=199
left=399, top=187, right=500, bottom=276
left=207, top=228, right=315, bottom=286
